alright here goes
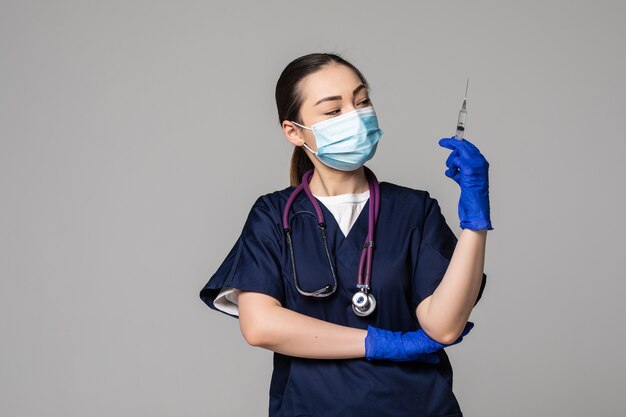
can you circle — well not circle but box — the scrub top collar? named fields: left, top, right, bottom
left=288, top=182, right=382, bottom=258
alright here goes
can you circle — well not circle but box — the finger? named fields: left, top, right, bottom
left=456, top=138, right=482, bottom=159
left=462, top=140, right=489, bottom=165
left=438, top=137, right=459, bottom=151
left=444, top=166, right=459, bottom=179
left=455, top=323, right=474, bottom=342
left=445, top=148, right=459, bottom=168
left=460, top=321, right=475, bottom=337
left=462, top=138, right=480, bottom=152
left=447, top=155, right=463, bottom=170
left=444, top=164, right=462, bottom=184
left=448, top=334, right=465, bottom=346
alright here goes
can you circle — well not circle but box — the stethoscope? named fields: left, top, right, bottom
left=281, top=166, right=381, bottom=317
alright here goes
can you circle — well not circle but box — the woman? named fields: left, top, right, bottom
left=199, top=52, right=492, bottom=417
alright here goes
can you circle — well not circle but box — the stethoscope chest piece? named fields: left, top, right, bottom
left=351, top=288, right=376, bottom=317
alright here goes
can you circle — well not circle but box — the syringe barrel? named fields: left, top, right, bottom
left=455, top=109, right=467, bottom=140
left=456, top=109, right=467, bottom=128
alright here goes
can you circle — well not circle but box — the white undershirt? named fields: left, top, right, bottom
left=213, top=190, right=370, bottom=316
left=312, top=189, right=370, bottom=238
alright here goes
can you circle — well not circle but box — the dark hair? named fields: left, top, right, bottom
left=275, top=52, right=370, bottom=186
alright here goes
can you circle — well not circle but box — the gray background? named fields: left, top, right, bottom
left=2, top=1, right=624, bottom=416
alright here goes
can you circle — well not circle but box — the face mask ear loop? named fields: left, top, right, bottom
left=291, top=121, right=317, bottom=155
left=302, top=142, right=318, bottom=155
left=291, top=121, right=313, bottom=131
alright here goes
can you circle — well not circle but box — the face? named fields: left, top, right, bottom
left=282, top=63, right=373, bottom=153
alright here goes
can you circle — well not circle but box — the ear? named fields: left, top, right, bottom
left=282, top=121, right=305, bottom=146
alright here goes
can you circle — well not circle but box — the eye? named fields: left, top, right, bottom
left=324, top=99, right=371, bottom=116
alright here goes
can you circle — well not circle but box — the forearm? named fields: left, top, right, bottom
left=249, top=305, right=367, bottom=359
left=422, top=229, right=487, bottom=343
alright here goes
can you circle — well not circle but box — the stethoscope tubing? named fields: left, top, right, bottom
left=281, top=167, right=380, bottom=290
left=358, top=169, right=380, bottom=288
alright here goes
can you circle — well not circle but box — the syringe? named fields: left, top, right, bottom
left=455, top=78, right=469, bottom=140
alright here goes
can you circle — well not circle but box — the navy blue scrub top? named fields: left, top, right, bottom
left=199, top=180, right=487, bottom=417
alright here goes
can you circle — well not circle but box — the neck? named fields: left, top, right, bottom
left=308, top=166, right=369, bottom=196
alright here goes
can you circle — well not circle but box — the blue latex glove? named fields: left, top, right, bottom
left=438, top=137, right=494, bottom=230
left=364, top=321, right=475, bottom=363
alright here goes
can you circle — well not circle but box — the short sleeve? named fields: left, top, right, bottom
left=411, top=192, right=487, bottom=311
left=199, top=195, right=285, bottom=319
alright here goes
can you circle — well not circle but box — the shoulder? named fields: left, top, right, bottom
left=377, top=180, right=447, bottom=230
left=379, top=180, right=439, bottom=209
left=251, top=185, right=295, bottom=214
left=242, top=185, right=296, bottom=230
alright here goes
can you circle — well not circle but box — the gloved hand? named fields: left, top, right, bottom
left=364, top=321, right=474, bottom=363
left=438, top=137, right=494, bottom=231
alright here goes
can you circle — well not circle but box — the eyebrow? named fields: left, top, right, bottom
left=314, top=84, right=368, bottom=106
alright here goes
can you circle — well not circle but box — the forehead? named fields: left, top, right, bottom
left=299, top=64, right=366, bottom=106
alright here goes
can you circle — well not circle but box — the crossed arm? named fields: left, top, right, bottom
left=416, top=229, right=487, bottom=344
left=238, top=291, right=368, bottom=359
left=237, top=229, right=486, bottom=358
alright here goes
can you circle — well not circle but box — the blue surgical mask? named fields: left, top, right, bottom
left=291, top=106, right=384, bottom=171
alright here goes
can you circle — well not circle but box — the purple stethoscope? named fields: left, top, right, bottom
left=281, top=166, right=381, bottom=317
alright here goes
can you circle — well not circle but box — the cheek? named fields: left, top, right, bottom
left=304, top=131, right=319, bottom=151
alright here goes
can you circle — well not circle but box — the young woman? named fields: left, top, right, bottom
left=200, top=52, right=492, bottom=417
